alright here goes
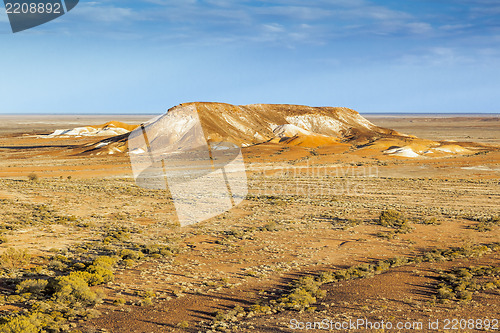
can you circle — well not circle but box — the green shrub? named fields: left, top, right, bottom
left=437, top=287, right=454, bottom=300
left=142, top=243, right=179, bottom=257
left=72, top=262, right=86, bottom=270
left=422, top=217, right=440, bottom=225
left=44, top=256, right=117, bottom=306
left=464, top=215, right=499, bottom=232
left=113, top=298, right=126, bottom=306
left=68, top=271, right=94, bottom=285
left=84, top=256, right=118, bottom=285
left=374, top=260, right=391, bottom=274
left=50, top=272, right=99, bottom=306
left=277, top=276, right=325, bottom=311
left=120, top=249, right=144, bottom=261
left=85, top=266, right=114, bottom=285
left=213, top=310, right=226, bottom=321
left=470, top=222, right=493, bottom=232
left=16, top=279, right=48, bottom=296
left=330, top=217, right=362, bottom=230
left=48, top=259, right=68, bottom=272
left=318, top=271, right=335, bottom=284
left=382, top=210, right=407, bottom=224
left=0, top=250, right=123, bottom=333
left=27, top=173, right=39, bottom=182
left=0, top=312, right=49, bottom=333
left=0, top=248, right=31, bottom=271
left=282, top=288, right=317, bottom=310
left=122, top=259, right=135, bottom=268
left=456, top=290, right=473, bottom=301
left=105, top=229, right=130, bottom=242
left=6, top=295, right=23, bottom=304
left=435, top=265, right=499, bottom=303
left=379, top=209, right=404, bottom=227
left=378, top=210, right=413, bottom=234
left=375, top=231, right=397, bottom=240
left=261, top=221, right=278, bottom=231
left=141, top=297, right=153, bottom=306
left=91, top=256, right=118, bottom=269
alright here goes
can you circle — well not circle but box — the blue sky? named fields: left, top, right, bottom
left=1, top=0, right=499, bottom=114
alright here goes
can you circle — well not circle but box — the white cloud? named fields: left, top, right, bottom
left=262, top=23, right=285, bottom=33
left=407, top=22, right=433, bottom=35
left=72, top=2, right=135, bottom=23
left=439, top=23, right=473, bottom=31
left=398, top=47, right=477, bottom=66
left=16, top=0, right=495, bottom=58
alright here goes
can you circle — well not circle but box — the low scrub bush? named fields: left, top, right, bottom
left=4, top=254, right=119, bottom=333
left=465, top=215, right=499, bottom=232
left=412, top=216, right=441, bottom=225
left=0, top=312, right=50, bottom=333
left=16, top=279, right=48, bottom=296
left=0, top=248, right=31, bottom=272
left=141, top=243, right=180, bottom=257
left=27, top=173, right=39, bottom=182
left=378, top=209, right=413, bottom=234
left=84, top=256, right=118, bottom=285
left=49, top=272, right=100, bottom=306
left=436, top=265, right=500, bottom=303
left=120, top=249, right=144, bottom=261
left=329, top=217, right=362, bottom=230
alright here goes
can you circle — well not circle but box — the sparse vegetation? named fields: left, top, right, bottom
left=465, top=215, right=500, bottom=232
left=0, top=248, right=31, bottom=272
left=0, top=150, right=498, bottom=333
left=0, top=248, right=120, bottom=332
left=411, top=216, right=441, bottom=225
left=209, top=242, right=500, bottom=329
left=378, top=209, right=411, bottom=230
left=27, top=173, right=39, bottom=182
left=375, top=209, right=413, bottom=238
left=436, top=266, right=500, bottom=303
left=113, top=298, right=126, bottom=306
left=0, top=312, right=51, bottom=333
left=328, top=216, right=362, bottom=230
left=16, top=279, right=48, bottom=295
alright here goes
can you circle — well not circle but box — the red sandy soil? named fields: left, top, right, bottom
left=0, top=114, right=498, bottom=333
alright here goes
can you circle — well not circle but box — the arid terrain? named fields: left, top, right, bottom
left=0, top=104, right=498, bottom=333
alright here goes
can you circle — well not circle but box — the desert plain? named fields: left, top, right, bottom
left=0, top=104, right=498, bottom=333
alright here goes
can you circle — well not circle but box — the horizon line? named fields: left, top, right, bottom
left=0, top=112, right=498, bottom=116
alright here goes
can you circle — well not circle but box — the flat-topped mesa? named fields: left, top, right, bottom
left=168, top=102, right=408, bottom=146
left=75, top=102, right=412, bottom=155
left=70, top=102, right=493, bottom=158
